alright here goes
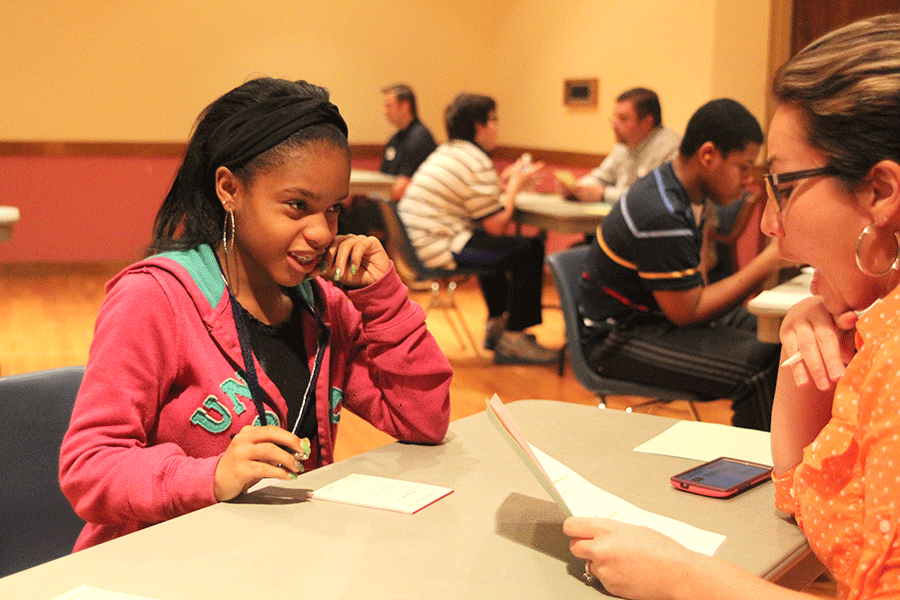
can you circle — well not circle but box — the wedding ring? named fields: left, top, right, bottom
left=583, top=560, right=594, bottom=584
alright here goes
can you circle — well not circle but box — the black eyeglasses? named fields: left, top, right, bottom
left=764, top=166, right=840, bottom=213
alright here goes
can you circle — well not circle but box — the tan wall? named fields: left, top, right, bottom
left=1, top=0, right=771, bottom=155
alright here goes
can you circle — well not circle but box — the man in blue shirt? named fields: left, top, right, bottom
left=339, top=84, right=437, bottom=238
left=380, top=84, right=437, bottom=201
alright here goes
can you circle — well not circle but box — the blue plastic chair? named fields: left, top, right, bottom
left=0, top=366, right=86, bottom=577
left=546, top=246, right=702, bottom=419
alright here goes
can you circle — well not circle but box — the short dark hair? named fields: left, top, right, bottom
left=444, top=93, right=496, bottom=142
left=617, top=87, right=662, bottom=127
left=382, top=83, right=418, bottom=117
left=679, top=98, right=763, bottom=158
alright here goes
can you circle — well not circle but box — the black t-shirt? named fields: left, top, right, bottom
left=240, top=301, right=315, bottom=440
left=380, top=119, right=437, bottom=178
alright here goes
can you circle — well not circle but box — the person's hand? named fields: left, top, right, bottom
left=564, top=517, right=699, bottom=600
left=779, top=295, right=857, bottom=390
left=571, top=181, right=605, bottom=203
left=505, top=157, right=545, bottom=193
left=214, top=425, right=311, bottom=502
left=317, top=234, right=391, bottom=288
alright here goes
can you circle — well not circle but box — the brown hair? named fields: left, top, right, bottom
left=772, top=14, right=900, bottom=185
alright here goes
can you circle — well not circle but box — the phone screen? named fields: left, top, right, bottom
left=679, top=459, right=770, bottom=488
left=671, top=457, right=772, bottom=497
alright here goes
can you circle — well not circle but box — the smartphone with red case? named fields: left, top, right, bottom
left=670, top=457, right=773, bottom=498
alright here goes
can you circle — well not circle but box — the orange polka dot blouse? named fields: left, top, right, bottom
left=774, top=288, right=900, bottom=600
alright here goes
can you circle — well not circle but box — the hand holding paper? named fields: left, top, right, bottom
left=486, top=395, right=725, bottom=555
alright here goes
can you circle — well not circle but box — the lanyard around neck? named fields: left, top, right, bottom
left=216, top=251, right=270, bottom=426
left=227, top=287, right=271, bottom=427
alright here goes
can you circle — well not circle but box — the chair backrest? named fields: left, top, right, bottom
left=545, top=246, right=608, bottom=392
left=376, top=198, right=494, bottom=283
left=375, top=198, right=441, bottom=280
left=546, top=247, right=699, bottom=401
left=0, top=366, right=85, bottom=577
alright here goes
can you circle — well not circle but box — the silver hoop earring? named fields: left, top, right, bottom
left=222, top=210, right=235, bottom=255
left=855, top=224, right=900, bottom=277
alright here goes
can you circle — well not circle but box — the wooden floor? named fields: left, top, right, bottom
left=0, top=262, right=835, bottom=597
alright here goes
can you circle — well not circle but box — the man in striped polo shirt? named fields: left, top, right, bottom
left=398, top=93, right=558, bottom=365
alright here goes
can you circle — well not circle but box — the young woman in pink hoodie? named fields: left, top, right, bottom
left=60, top=78, right=452, bottom=551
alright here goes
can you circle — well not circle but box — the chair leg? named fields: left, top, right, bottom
left=625, top=398, right=702, bottom=421
left=686, top=401, right=702, bottom=422
left=445, top=281, right=485, bottom=360
left=624, top=398, right=667, bottom=414
left=557, top=345, right=566, bottom=377
left=421, top=280, right=485, bottom=360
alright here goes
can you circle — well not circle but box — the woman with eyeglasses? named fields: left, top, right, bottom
left=565, top=14, right=900, bottom=599
left=60, top=78, right=452, bottom=551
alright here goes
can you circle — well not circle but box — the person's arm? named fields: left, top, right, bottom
left=654, top=240, right=783, bottom=326
left=573, top=148, right=623, bottom=203
left=311, top=235, right=451, bottom=443
left=331, top=252, right=452, bottom=444
left=389, top=175, right=411, bottom=201
left=572, top=179, right=606, bottom=203
left=565, top=518, right=815, bottom=600
left=770, top=295, right=857, bottom=473
left=770, top=356, right=835, bottom=474
left=481, top=157, right=543, bottom=235
left=60, top=274, right=220, bottom=525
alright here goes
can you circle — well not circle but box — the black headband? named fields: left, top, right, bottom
left=207, top=94, right=348, bottom=174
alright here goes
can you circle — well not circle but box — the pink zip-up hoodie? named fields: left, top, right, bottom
left=60, top=244, right=452, bottom=551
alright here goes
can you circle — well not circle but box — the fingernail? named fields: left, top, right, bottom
left=295, top=438, right=311, bottom=461
left=332, top=267, right=342, bottom=281
left=350, top=264, right=358, bottom=275
left=288, top=473, right=298, bottom=480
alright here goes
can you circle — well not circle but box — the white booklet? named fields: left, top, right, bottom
left=51, top=585, right=159, bottom=600
left=309, top=473, right=453, bottom=514
left=486, top=395, right=725, bottom=556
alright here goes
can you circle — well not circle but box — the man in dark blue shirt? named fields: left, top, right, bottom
left=579, top=99, right=784, bottom=430
left=339, top=84, right=437, bottom=238
left=380, top=84, right=437, bottom=200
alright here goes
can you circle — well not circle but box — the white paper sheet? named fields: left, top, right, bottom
left=51, top=585, right=159, bottom=600
left=531, top=446, right=725, bottom=555
left=633, top=420, right=772, bottom=466
left=309, top=473, right=453, bottom=514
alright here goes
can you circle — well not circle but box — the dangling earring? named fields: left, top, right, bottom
left=222, top=210, right=235, bottom=255
left=855, top=224, right=900, bottom=277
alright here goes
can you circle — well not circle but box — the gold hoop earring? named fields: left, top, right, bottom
left=222, top=210, right=235, bottom=255
left=855, top=224, right=900, bottom=277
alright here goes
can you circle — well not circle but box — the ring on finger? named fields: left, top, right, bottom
left=583, top=560, right=594, bottom=584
